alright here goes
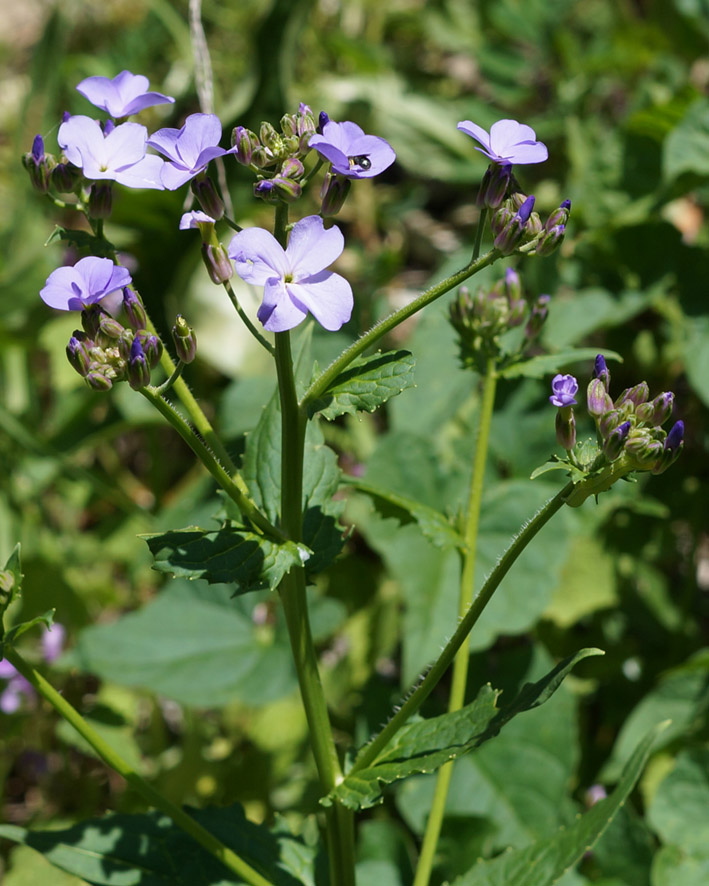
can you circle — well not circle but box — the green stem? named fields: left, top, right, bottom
left=139, top=387, right=285, bottom=541
left=272, top=319, right=355, bottom=886
left=413, top=358, right=498, bottom=886
left=350, top=479, right=575, bottom=775
left=4, top=648, right=274, bottom=886
left=473, top=207, right=487, bottom=261
left=301, top=247, right=501, bottom=411
left=153, top=361, right=185, bottom=396
left=222, top=215, right=243, bottom=232
left=223, top=280, right=275, bottom=355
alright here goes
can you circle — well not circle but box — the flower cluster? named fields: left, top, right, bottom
left=449, top=268, right=551, bottom=372
left=547, top=355, right=684, bottom=503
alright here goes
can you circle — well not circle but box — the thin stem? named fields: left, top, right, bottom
left=413, top=358, right=498, bottom=886
left=350, top=479, right=575, bottom=775
left=301, top=247, right=501, bottom=411
left=140, top=387, right=285, bottom=541
left=4, top=648, right=274, bottom=886
left=472, top=207, right=487, bottom=261
left=222, top=215, right=243, bottom=232
left=223, top=280, right=275, bottom=355
left=152, top=361, right=185, bottom=396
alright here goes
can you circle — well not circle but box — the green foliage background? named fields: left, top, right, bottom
left=1, top=0, right=708, bottom=883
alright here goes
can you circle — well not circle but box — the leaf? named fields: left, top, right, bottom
left=0, top=543, right=22, bottom=642
left=450, top=722, right=668, bottom=886
left=499, top=349, right=622, bottom=380
left=663, top=97, right=709, bottom=181
left=647, top=748, right=709, bottom=855
left=143, top=526, right=305, bottom=593
left=343, top=476, right=464, bottom=550
left=306, top=350, right=416, bottom=420
left=0, top=802, right=314, bottom=886
left=66, top=581, right=297, bottom=707
left=1, top=611, right=55, bottom=656
left=326, top=648, right=602, bottom=810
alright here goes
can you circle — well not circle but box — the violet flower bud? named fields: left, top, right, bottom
left=254, top=179, right=279, bottom=203
left=81, top=305, right=105, bottom=339
left=172, top=315, right=197, bottom=364
left=87, top=182, right=113, bottom=219
left=664, top=419, right=684, bottom=452
left=128, top=337, right=151, bottom=389
left=625, top=430, right=663, bottom=467
left=281, top=158, right=305, bottom=180
left=598, top=408, right=621, bottom=438
left=191, top=176, right=224, bottom=220
left=493, top=195, right=535, bottom=254
left=504, top=267, right=522, bottom=303
left=476, top=162, right=512, bottom=209
left=270, top=174, right=302, bottom=203
left=122, top=289, right=147, bottom=331
left=22, top=135, right=54, bottom=193
left=259, top=121, right=282, bottom=155
left=535, top=223, right=565, bottom=256
left=134, top=330, right=162, bottom=369
left=615, top=381, right=650, bottom=410
left=66, top=335, right=92, bottom=377
left=201, top=243, right=234, bottom=284
left=280, top=113, right=298, bottom=137
left=85, top=369, right=113, bottom=391
left=50, top=161, right=83, bottom=193
left=587, top=378, right=613, bottom=418
left=555, top=409, right=576, bottom=450
left=525, top=294, right=550, bottom=339
left=320, top=171, right=351, bottom=217
left=636, top=391, right=674, bottom=426
left=594, top=354, right=610, bottom=389
left=317, top=111, right=330, bottom=134
left=545, top=199, right=571, bottom=231
left=97, top=311, right=125, bottom=340
left=603, top=420, right=631, bottom=461
left=232, top=126, right=259, bottom=166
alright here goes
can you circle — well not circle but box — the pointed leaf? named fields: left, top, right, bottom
left=306, top=350, right=416, bottom=420
left=143, top=526, right=305, bottom=593
left=451, top=722, right=668, bottom=886
left=327, top=649, right=602, bottom=810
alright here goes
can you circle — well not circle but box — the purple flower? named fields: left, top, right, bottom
left=42, top=624, right=66, bottom=663
left=308, top=120, right=395, bottom=179
left=58, top=115, right=165, bottom=189
left=0, top=660, right=34, bottom=714
left=40, top=257, right=132, bottom=311
left=549, top=373, right=579, bottom=408
left=457, top=119, right=548, bottom=165
left=228, top=215, right=353, bottom=332
left=76, top=70, right=175, bottom=118
left=179, top=210, right=216, bottom=229
left=147, top=113, right=236, bottom=190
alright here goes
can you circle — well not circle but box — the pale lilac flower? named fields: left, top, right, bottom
left=40, top=257, right=132, bottom=311
left=308, top=120, right=395, bottom=179
left=457, top=119, right=548, bottom=165
left=0, top=660, right=34, bottom=714
left=179, top=211, right=216, bottom=230
left=58, top=115, right=165, bottom=189
left=549, top=374, right=579, bottom=408
left=228, top=215, right=353, bottom=332
left=147, top=113, right=236, bottom=190
left=77, top=70, right=175, bottom=118
left=41, top=623, right=66, bottom=663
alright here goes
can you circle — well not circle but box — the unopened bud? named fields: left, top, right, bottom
left=270, top=174, right=302, bottom=203
left=594, top=354, right=610, bottom=389
left=66, top=335, right=92, bottom=377
left=88, top=182, right=113, bottom=219
left=525, top=294, right=550, bottom=339
left=281, top=157, right=304, bottom=180
left=615, top=381, right=649, bottom=410
left=317, top=111, right=330, bottom=134
left=201, top=243, right=234, bottom=284
left=172, top=315, right=197, bottom=363
left=85, top=370, right=113, bottom=391
left=625, top=430, right=663, bottom=467
left=128, top=338, right=151, bottom=389
left=122, top=289, right=147, bottom=330
left=587, top=378, right=613, bottom=418
left=191, top=176, right=224, bottom=220
left=97, top=312, right=125, bottom=339
left=504, top=267, right=522, bottom=303
left=493, top=195, right=535, bottom=254
left=134, top=330, right=162, bottom=369
left=598, top=408, right=621, bottom=438
left=22, top=135, right=54, bottom=193
left=545, top=199, right=571, bottom=230
left=652, top=420, right=684, bottom=474
left=603, top=420, right=631, bottom=461
left=81, top=305, right=104, bottom=339
left=232, top=126, right=259, bottom=166
left=50, top=161, right=83, bottom=193
left=555, top=409, right=576, bottom=450
left=476, top=162, right=512, bottom=209
left=636, top=391, right=674, bottom=426
left=320, top=171, right=351, bottom=217
left=535, top=224, right=565, bottom=256
left=259, top=121, right=282, bottom=154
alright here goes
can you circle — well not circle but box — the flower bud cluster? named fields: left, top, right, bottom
left=66, top=293, right=162, bottom=391
left=490, top=191, right=569, bottom=257
left=449, top=268, right=548, bottom=371
left=586, top=355, right=683, bottom=475
left=232, top=103, right=316, bottom=204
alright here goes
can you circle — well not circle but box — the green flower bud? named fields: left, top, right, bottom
left=172, top=315, right=197, bottom=364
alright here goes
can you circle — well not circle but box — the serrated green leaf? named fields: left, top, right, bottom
left=143, top=526, right=304, bottom=593
left=306, top=350, right=416, bottom=420
left=343, top=476, right=464, bottom=550
left=0, top=802, right=313, bottom=886
left=499, top=349, right=622, bottom=380
left=327, top=649, right=601, bottom=810
left=451, top=722, right=668, bottom=886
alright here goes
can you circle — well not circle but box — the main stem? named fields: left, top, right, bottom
left=350, top=480, right=575, bottom=775
left=413, top=358, right=497, bottom=886
left=4, top=648, right=274, bottom=886
left=271, top=203, right=355, bottom=886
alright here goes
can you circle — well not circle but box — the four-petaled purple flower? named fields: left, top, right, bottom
left=228, top=215, right=353, bottom=332
left=549, top=374, right=579, bottom=408
left=77, top=70, right=175, bottom=118
left=147, top=113, right=236, bottom=190
left=58, top=115, right=165, bottom=189
left=457, top=119, right=548, bottom=166
left=308, top=120, right=395, bottom=179
left=40, top=257, right=132, bottom=311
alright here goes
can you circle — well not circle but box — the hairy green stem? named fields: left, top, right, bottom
left=300, top=247, right=501, bottom=411
left=413, top=358, right=498, bottom=886
left=223, top=280, right=275, bottom=354
left=140, top=387, right=285, bottom=541
left=350, top=479, right=575, bottom=775
left=472, top=207, right=487, bottom=260
left=4, top=648, right=274, bottom=886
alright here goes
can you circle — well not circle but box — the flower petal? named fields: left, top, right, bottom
left=457, top=120, right=492, bottom=151
left=287, top=271, right=353, bottom=331
left=114, top=154, right=167, bottom=189
left=286, top=216, right=344, bottom=278
left=58, top=115, right=105, bottom=168
left=258, top=277, right=307, bottom=332
left=229, top=227, right=289, bottom=284
left=504, top=141, right=548, bottom=164
left=103, top=122, right=148, bottom=169
left=308, top=136, right=350, bottom=174
left=146, top=127, right=181, bottom=162
left=174, top=114, right=223, bottom=168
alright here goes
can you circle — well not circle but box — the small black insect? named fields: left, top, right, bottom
left=349, top=155, right=371, bottom=170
